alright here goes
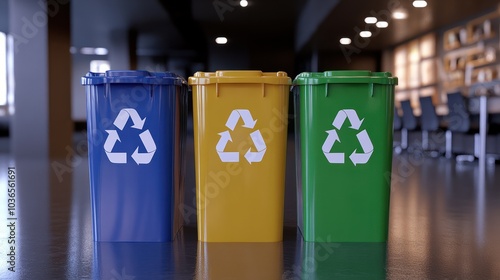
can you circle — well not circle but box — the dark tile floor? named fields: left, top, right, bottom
left=0, top=134, right=499, bottom=279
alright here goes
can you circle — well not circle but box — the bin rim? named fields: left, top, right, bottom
left=292, top=70, right=398, bottom=85
left=188, top=70, right=291, bottom=85
left=81, top=70, right=187, bottom=86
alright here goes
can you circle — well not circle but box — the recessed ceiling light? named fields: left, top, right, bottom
left=392, top=9, right=408, bottom=19
left=340, top=38, right=352, bottom=45
left=413, top=0, right=427, bottom=8
left=215, top=37, right=228, bottom=44
left=365, top=17, right=377, bottom=24
left=376, top=21, right=389, bottom=28
left=240, top=0, right=248, bottom=7
left=360, top=31, right=372, bottom=38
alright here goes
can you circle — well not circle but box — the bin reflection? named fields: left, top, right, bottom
left=93, top=238, right=185, bottom=279
left=195, top=242, right=283, bottom=279
left=292, top=241, right=387, bottom=279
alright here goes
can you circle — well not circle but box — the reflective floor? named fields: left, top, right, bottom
left=0, top=134, right=500, bottom=279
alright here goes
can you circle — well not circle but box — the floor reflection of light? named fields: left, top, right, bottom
left=67, top=157, right=93, bottom=278
left=475, top=160, right=486, bottom=247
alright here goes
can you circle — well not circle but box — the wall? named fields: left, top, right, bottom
left=0, top=1, right=8, bottom=33
left=318, top=51, right=380, bottom=72
left=208, top=45, right=249, bottom=71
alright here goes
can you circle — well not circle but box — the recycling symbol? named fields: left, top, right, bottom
left=322, top=109, right=373, bottom=166
left=104, top=108, right=156, bottom=165
left=216, top=109, right=266, bottom=164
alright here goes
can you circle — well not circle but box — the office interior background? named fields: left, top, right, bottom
left=1, top=0, right=500, bottom=279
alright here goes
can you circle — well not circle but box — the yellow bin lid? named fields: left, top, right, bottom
left=188, top=70, right=291, bottom=85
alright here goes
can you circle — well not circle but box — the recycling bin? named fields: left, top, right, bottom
left=189, top=70, right=291, bottom=242
left=82, top=70, right=187, bottom=242
left=293, top=71, right=397, bottom=242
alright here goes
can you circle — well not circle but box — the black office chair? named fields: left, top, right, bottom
left=393, top=107, right=403, bottom=154
left=400, top=100, right=419, bottom=151
left=445, top=92, right=479, bottom=161
left=419, top=96, right=446, bottom=156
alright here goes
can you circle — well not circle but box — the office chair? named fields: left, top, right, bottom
left=400, top=100, right=419, bottom=152
left=393, top=107, right=403, bottom=154
left=419, top=96, right=446, bottom=157
left=445, top=92, right=479, bottom=162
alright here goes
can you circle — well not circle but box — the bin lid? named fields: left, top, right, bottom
left=293, top=70, right=398, bottom=85
left=188, top=70, right=291, bottom=85
left=81, top=70, right=186, bottom=85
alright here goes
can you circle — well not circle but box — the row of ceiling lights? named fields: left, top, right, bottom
left=214, top=0, right=428, bottom=46
left=215, top=0, right=249, bottom=45
left=340, top=0, right=428, bottom=45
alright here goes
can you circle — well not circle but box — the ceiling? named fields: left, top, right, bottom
left=71, top=0, right=500, bottom=61
left=307, top=0, right=500, bottom=52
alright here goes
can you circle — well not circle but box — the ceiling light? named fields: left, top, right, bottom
left=413, top=0, right=427, bottom=8
left=79, top=47, right=109, bottom=55
left=340, top=38, right=352, bottom=45
left=376, top=21, right=389, bottom=28
left=94, top=47, right=109, bottom=55
left=215, top=37, right=228, bottom=44
left=392, top=9, right=408, bottom=19
left=365, top=17, right=377, bottom=24
left=240, top=0, right=248, bottom=7
left=360, top=31, right=372, bottom=38
left=80, top=47, right=95, bottom=55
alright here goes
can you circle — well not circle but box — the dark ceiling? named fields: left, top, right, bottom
left=72, top=0, right=500, bottom=65
left=307, top=0, right=500, bottom=52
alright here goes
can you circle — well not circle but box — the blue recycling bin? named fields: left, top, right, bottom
left=82, top=70, right=187, bottom=242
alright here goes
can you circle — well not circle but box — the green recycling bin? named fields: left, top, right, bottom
left=293, top=71, right=397, bottom=242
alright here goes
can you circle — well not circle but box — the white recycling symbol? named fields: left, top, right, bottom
left=322, top=109, right=373, bottom=166
left=104, top=108, right=156, bottom=165
left=216, top=109, right=267, bottom=164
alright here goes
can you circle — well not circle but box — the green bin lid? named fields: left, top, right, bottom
left=293, top=70, right=398, bottom=85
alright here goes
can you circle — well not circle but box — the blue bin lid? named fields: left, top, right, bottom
left=81, top=70, right=186, bottom=86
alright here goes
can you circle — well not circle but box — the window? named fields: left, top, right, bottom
left=90, top=60, right=110, bottom=73
left=0, top=32, right=7, bottom=106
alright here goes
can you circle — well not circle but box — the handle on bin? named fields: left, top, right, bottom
left=105, top=83, right=110, bottom=98
left=262, top=83, right=265, bottom=98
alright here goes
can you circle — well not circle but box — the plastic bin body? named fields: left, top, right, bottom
left=294, top=71, right=397, bottom=242
left=189, top=71, right=290, bottom=242
left=82, top=70, right=187, bottom=242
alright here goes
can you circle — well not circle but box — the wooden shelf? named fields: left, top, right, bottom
left=443, top=27, right=465, bottom=51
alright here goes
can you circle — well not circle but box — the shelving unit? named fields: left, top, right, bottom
left=441, top=7, right=500, bottom=98
left=393, top=5, right=500, bottom=115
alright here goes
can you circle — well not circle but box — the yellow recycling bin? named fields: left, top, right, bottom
left=189, top=71, right=291, bottom=242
